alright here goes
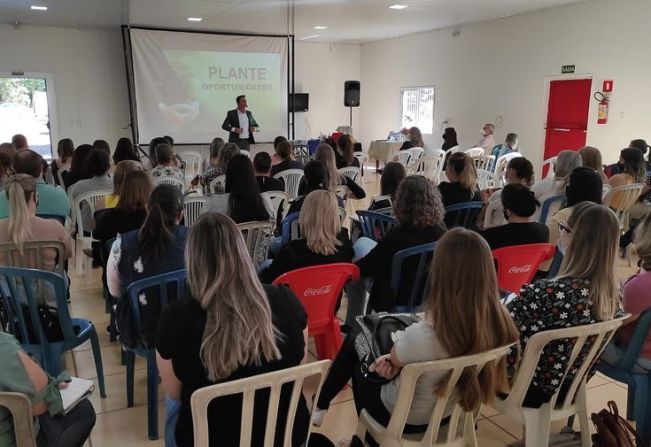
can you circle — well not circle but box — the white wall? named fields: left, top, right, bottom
left=294, top=41, right=361, bottom=140
left=0, top=24, right=131, bottom=150
left=359, top=0, right=651, bottom=169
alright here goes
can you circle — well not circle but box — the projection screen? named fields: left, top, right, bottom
left=129, top=28, right=289, bottom=144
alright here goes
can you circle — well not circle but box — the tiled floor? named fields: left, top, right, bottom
left=60, top=171, right=638, bottom=446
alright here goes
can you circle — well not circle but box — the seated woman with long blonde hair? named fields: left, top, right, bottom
left=260, top=190, right=354, bottom=283
left=314, top=228, right=519, bottom=440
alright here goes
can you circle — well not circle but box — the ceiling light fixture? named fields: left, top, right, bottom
left=299, top=34, right=320, bottom=40
left=388, top=4, right=408, bottom=10
left=187, top=17, right=202, bottom=22
left=313, top=26, right=328, bottom=30
left=30, top=5, right=48, bottom=10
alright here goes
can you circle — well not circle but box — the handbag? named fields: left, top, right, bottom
left=353, top=312, right=420, bottom=385
left=591, top=401, right=637, bottom=447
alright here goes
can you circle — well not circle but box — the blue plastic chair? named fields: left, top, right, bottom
left=356, top=210, right=398, bottom=242
left=125, top=269, right=187, bottom=441
left=390, top=243, right=437, bottom=312
left=280, top=212, right=301, bottom=246
left=0, top=266, right=106, bottom=397
left=538, top=194, right=566, bottom=224
left=597, top=308, right=651, bottom=446
left=444, top=201, right=484, bottom=229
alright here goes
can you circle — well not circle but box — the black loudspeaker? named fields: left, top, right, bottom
left=344, top=81, right=361, bottom=107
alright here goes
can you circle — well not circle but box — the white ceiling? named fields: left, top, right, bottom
left=1, top=0, right=589, bottom=43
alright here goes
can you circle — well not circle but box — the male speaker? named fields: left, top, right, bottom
left=344, top=81, right=361, bottom=107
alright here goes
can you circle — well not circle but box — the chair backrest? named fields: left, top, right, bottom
left=183, top=196, right=207, bottom=228
left=504, top=317, right=626, bottom=411
left=262, top=190, right=289, bottom=222
left=353, top=152, right=367, bottom=168
left=153, top=175, right=185, bottom=193
left=604, top=183, right=645, bottom=230
left=0, top=392, right=36, bottom=447
left=338, top=166, right=361, bottom=184
left=474, top=155, right=495, bottom=172
left=610, top=308, right=651, bottom=372
left=494, top=152, right=523, bottom=183
left=444, top=201, right=484, bottom=229
left=538, top=194, right=566, bottom=224
left=190, top=360, right=331, bottom=447
left=390, top=242, right=436, bottom=311
left=476, top=169, right=497, bottom=190
left=182, top=151, right=203, bottom=180
left=272, top=263, right=359, bottom=332
left=125, top=269, right=187, bottom=345
left=394, top=151, right=412, bottom=169
left=483, top=199, right=506, bottom=229
left=448, top=145, right=460, bottom=154
left=56, top=169, right=66, bottom=190
left=602, top=184, right=612, bottom=200
left=492, top=243, right=555, bottom=294
left=0, top=267, right=74, bottom=365
left=464, top=147, right=484, bottom=158
left=381, top=344, right=515, bottom=446
left=208, top=174, right=226, bottom=195
left=0, top=241, right=66, bottom=274
left=239, top=149, right=250, bottom=158
left=541, top=156, right=558, bottom=180
left=237, top=221, right=274, bottom=267
left=405, top=147, right=424, bottom=173
left=273, top=169, right=304, bottom=199
left=280, top=209, right=346, bottom=246
left=71, top=188, right=112, bottom=236
left=356, top=210, right=398, bottom=242
left=414, top=150, right=445, bottom=182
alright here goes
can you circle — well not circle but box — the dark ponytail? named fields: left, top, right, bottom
left=138, top=184, right=183, bottom=263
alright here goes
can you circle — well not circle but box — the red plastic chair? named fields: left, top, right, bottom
left=492, top=243, right=555, bottom=294
left=273, top=263, right=360, bottom=360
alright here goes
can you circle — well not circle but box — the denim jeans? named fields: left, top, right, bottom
left=36, top=399, right=96, bottom=447
left=165, top=397, right=182, bottom=447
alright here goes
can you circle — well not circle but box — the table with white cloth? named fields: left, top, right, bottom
left=368, top=140, right=403, bottom=170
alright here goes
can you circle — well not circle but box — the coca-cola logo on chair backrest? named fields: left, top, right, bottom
left=304, top=285, right=333, bottom=297
left=508, top=264, right=532, bottom=274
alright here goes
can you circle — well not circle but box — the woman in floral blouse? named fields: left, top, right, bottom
left=507, top=202, right=621, bottom=407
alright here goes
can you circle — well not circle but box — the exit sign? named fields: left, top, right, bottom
left=561, top=65, right=576, bottom=74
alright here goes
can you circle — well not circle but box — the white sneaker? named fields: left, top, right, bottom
left=311, top=408, right=327, bottom=427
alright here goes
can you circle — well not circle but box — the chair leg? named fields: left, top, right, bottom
left=146, top=349, right=159, bottom=440
left=522, top=406, right=551, bottom=447
left=125, top=349, right=136, bottom=407
left=89, top=327, right=106, bottom=398
left=575, top=385, right=591, bottom=447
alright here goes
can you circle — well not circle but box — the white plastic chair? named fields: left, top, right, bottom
left=448, top=145, right=460, bottom=154
left=238, top=220, right=274, bottom=266
left=464, top=147, right=484, bottom=158
left=601, top=184, right=612, bottom=200
left=395, top=151, right=413, bottom=170
left=240, top=150, right=250, bottom=158
left=190, top=360, right=331, bottom=447
left=262, top=190, right=289, bottom=223
left=541, top=156, right=558, bottom=180
left=483, top=199, right=506, bottom=229
left=183, top=196, right=207, bottom=228
left=0, top=392, right=36, bottom=447
left=494, top=152, right=523, bottom=186
left=274, top=169, right=304, bottom=200
left=208, top=175, right=226, bottom=195
left=154, top=175, right=185, bottom=193
left=71, top=188, right=112, bottom=280
left=604, top=183, right=645, bottom=231
left=354, top=153, right=368, bottom=176
left=338, top=166, right=362, bottom=184
left=181, top=151, right=203, bottom=182
left=476, top=169, right=497, bottom=191
left=490, top=316, right=627, bottom=447
left=405, top=147, right=424, bottom=174
left=355, top=344, right=516, bottom=447
left=474, top=155, right=495, bottom=171
left=414, top=150, right=445, bottom=183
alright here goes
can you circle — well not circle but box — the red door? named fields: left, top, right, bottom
left=543, top=79, right=592, bottom=171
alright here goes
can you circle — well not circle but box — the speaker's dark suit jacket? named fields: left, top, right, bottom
left=221, top=109, right=258, bottom=144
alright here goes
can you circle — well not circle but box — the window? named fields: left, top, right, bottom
left=400, top=86, right=435, bottom=134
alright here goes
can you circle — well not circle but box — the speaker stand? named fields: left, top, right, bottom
left=349, top=107, right=353, bottom=127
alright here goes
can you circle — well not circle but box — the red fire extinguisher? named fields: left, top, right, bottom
left=597, top=96, right=609, bottom=125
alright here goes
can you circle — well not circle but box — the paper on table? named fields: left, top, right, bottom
left=60, top=377, right=95, bottom=414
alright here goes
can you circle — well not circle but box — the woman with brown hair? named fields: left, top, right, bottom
left=51, top=138, right=75, bottom=186
left=335, top=134, right=360, bottom=169
left=103, top=160, right=143, bottom=209
left=399, top=126, right=425, bottom=151
left=156, top=213, right=309, bottom=446
left=578, top=146, right=607, bottom=181
left=314, top=228, right=519, bottom=438
left=313, top=143, right=365, bottom=200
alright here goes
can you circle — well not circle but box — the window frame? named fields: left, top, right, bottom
left=399, top=85, right=435, bottom=135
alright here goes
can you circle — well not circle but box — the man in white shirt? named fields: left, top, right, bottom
left=221, top=95, right=259, bottom=151
left=477, top=123, right=496, bottom=155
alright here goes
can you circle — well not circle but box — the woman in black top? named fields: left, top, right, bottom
left=315, top=143, right=366, bottom=200
left=480, top=183, right=549, bottom=251
left=51, top=138, right=74, bottom=186
left=438, top=152, right=481, bottom=207
left=442, top=127, right=458, bottom=151
left=62, top=144, right=92, bottom=191
left=345, top=176, right=447, bottom=325
left=335, top=134, right=360, bottom=169
left=368, top=162, right=405, bottom=211
left=156, top=213, right=308, bottom=447
left=270, top=140, right=304, bottom=177
left=260, top=190, right=354, bottom=283
left=399, top=126, right=425, bottom=151
left=289, top=161, right=345, bottom=215
left=113, top=137, right=141, bottom=164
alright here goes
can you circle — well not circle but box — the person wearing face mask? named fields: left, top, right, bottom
left=479, top=183, right=549, bottom=251
left=441, top=127, right=458, bottom=151
left=476, top=123, right=496, bottom=155
left=491, top=133, right=519, bottom=160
